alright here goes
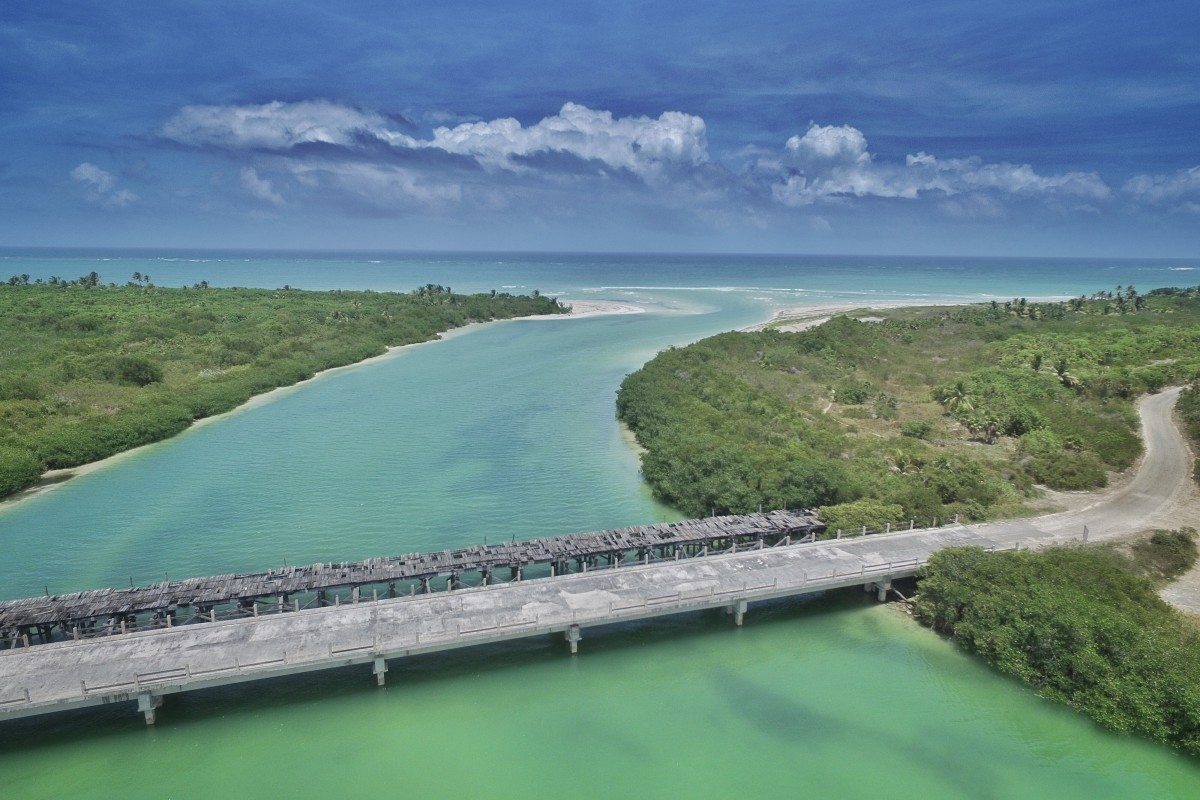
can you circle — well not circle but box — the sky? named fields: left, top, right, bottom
left=0, top=1, right=1197, bottom=256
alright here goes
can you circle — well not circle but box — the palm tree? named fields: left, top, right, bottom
left=939, top=381, right=974, bottom=414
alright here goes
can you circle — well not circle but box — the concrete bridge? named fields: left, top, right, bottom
left=0, top=388, right=1192, bottom=725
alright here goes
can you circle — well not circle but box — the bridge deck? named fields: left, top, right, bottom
left=0, top=517, right=1065, bottom=722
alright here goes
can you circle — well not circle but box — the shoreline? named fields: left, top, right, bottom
left=0, top=298, right=646, bottom=512
left=742, top=294, right=1075, bottom=332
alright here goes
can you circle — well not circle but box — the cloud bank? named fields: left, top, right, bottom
left=155, top=99, right=1197, bottom=230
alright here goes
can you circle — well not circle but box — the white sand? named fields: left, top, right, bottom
left=556, top=299, right=648, bottom=318
left=741, top=301, right=933, bottom=332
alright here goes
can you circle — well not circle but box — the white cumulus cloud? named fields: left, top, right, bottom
left=239, top=167, right=285, bottom=205
left=785, top=123, right=870, bottom=164
left=161, top=100, right=415, bottom=151
left=1123, top=166, right=1200, bottom=210
left=426, top=102, right=708, bottom=180
left=771, top=124, right=1109, bottom=207
left=70, top=162, right=137, bottom=207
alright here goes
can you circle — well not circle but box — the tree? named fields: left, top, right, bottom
left=938, top=381, right=974, bottom=414
left=113, top=356, right=163, bottom=386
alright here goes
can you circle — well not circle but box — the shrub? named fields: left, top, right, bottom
left=113, top=356, right=163, bottom=386
left=1127, top=528, right=1198, bottom=582
left=833, top=380, right=874, bottom=405
left=818, top=499, right=906, bottom=534
left=1018, top=429, right=1107, bottom=489
left=900, top=420, right=933, bottom=439
left=0, top=374, right=43, bottom=401
left=1003, top=406, right=1046, bottom=437
left=0, top=446, right=40, bottom=495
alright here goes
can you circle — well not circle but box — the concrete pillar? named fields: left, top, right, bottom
left=876, top=580, right=891, bottom=602
left=733, top=599, right=748, bottom=627
left=137, top=692, right=162, bottom=725
left=565, top=624, right=582, bottom=654
left=863, top=582, right=873, bottom=593
left=373, top=656, right=388, bottom=687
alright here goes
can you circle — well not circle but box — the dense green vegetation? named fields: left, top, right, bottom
left=915, top=534, right=1200, bottom=756
left=1179, top=381, right=1200, bottom=485
left=0, top=276, right=565, bottom=497
left=617, top=287, right=1200, bottom=526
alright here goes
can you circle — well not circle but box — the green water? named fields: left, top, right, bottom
left=2, top=253, right=1200, bottom=797
left=3, top=600, right=1197, bottom=799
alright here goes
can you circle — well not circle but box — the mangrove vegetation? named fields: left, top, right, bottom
left=617, top=287, right=1200, bottom=526
left=915, top=531, right=1200, bottom=756
left=0, top=276, right=565, bottom=498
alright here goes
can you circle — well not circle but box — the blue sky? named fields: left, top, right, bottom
left=1, top=1, right=1197, bottom=256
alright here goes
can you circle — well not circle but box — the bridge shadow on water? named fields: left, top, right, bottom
left=0, top=583, right=915, bottom=753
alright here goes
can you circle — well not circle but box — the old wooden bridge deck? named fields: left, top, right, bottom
left=0, top=513, right=1066, bottom=725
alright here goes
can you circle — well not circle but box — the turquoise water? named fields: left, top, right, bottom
left=2, top=251, right=1200, bottom=797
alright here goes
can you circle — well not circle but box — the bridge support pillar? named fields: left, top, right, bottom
left=733, top=599, right=748, bottom=626
left=565, top=624, right=581, bottom=654
left=373, top=656, right=388, bottom=687
left=137, top=692, right=162, bottom=725
left=875, top=580, right=892, bottom=602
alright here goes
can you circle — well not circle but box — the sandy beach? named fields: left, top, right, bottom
left=740, top=300, right=936, bottom=333
left=742, top=294, right=1078, bottom=333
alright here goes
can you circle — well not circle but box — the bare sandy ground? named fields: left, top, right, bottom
left=744, top=295, right=1077, bottom=333
left=742, top=300, right=939, bottom=332
left=0, top=299, right=647, bottom=512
